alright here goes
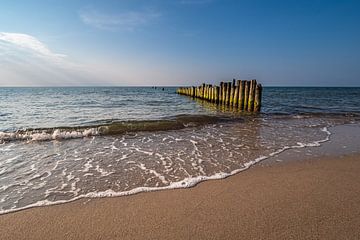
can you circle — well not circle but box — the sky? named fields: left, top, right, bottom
left=0, top=0, right=359, bottom=86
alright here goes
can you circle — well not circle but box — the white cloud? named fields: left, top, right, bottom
left=79, top=8, right=161, bottom=31
left=0, top=32, right=110, bottom=86
left=0, top=32, right=67, bottom=65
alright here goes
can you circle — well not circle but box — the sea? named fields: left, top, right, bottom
left=0, top=87, right=359, bottom=214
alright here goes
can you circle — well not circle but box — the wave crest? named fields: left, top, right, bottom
left=0, top=114, right=227, bottom=143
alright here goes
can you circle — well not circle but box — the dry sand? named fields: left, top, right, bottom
left=0, top=154, right=359, bottom=240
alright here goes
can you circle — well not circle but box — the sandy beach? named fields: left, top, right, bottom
left=0, top=153, right=359, bottom=240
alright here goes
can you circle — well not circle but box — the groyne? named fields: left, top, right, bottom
left=176, top=79, right=262, bottom=112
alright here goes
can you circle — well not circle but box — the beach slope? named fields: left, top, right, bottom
left=0, top=154, right=359, bottom=240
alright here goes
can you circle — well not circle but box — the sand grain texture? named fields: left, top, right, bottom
left=0, top=154, right=359, bottom=240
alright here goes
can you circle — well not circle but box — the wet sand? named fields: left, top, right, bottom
left=0, top=153, right=359, bottom=240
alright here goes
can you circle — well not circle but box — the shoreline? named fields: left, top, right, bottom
left=0, top=152, right=359, bottom=239
left=0, top=124, right=334, bottom=216
left=0, top=123, right=359, bottom=239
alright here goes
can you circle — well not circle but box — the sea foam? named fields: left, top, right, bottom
left=0, top=127, right=332, bottom=215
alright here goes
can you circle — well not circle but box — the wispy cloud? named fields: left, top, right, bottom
left=79, top=8, right=161, bottom=31
left=0, top=32, right=67, bottom=64
left=0, top=32, right=104, bottom=86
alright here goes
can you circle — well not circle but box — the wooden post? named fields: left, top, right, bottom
left=233, top=85, right=238, bottom=107
left=202, top=84, right=205, bottom=99
left=204, top=85, right=207, bottom=99
left=215, top=86, right=219, bottom=104
left=211, top=86, right=215, bottom=102
left=219, top=82, right=223, bottom=104
left=254, top=84, right=262, bottom=112
left=207, top=85, right=210, bottom=101
left=243, top=81, right=250, bottom=110
left=247, top=80, right=256, bottom=111
left=222, top=82, right=226, bottom=104
left=224, top=82, right=228, bottom=105
left=227, top=82, right=232, bottom=105
left=238, top=81, right=244, bottom=110
left=208, top=86, right=211, bottom=101
left=229, top=85, right=234, bottom=106
left=212, top=86, right=215, bottom=103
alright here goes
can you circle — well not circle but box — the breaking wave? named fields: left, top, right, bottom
left=0, top=114, right=234, bottom=143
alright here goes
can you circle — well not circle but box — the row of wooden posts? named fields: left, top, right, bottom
left=176, top=79, right=262, bottom=112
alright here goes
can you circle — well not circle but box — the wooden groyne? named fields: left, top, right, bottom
left=176, top=79, right=262, bottom=112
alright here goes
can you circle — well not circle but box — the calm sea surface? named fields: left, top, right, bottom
left=0, top=87, right=359, bottom=214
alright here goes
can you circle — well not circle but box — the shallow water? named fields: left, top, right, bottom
left=0, top=87, right=359, bottom=214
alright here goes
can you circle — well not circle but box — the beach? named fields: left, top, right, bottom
left=1, top=0, right=360, bottom=238
left=0, top=152, right=359, bottom=240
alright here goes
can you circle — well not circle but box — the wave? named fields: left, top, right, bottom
left=0, top=114, right=232, bottom=143
left=0, top=127, right=332, bottom=215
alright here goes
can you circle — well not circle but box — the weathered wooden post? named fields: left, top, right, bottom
left=207, top=85, right=210, bottom=101
left=233, top=83, right=239, bottom=107
left=201, top=83, right=205, bottom=99
left=203, top=85, right=207, bottom=99
left=227, top=82, right=232, bottom=105
left=208, top=86, right=211, bottom=101
left=213, top=85, right=216, bottom=102
left=254, top=84, right=262, bottom=112
left=224, top=82, right=228, bottom=105
left=229, top=84, right=234, bottom=106
left=247, top=80, right=256, bottom=111
left=215, top=86, right=220, bottom=104
left=208, top=85, right=212, bottom=102
left=219, top=82, right=223, bottom=104
left=222, top=82, right=226, bottom=104
left=243, top=81, right=250, bottom=110
left=211, top=86, right=215, bottom=102
left=238, top=81, right=244, bottom=109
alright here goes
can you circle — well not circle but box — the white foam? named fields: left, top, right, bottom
left=0, top=127, right=332, bottom=216
left=0, top=128, right=100, bottom=142
left=95, top=165, right=114, bottom=177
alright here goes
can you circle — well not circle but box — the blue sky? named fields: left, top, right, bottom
left=0, top=0, right=359, bottom=86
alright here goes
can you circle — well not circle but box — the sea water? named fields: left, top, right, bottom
left=0, top=87, right=359, bottom=214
